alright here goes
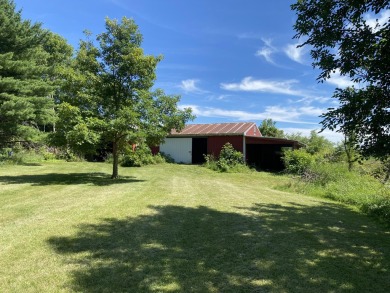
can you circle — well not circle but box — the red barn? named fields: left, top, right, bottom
left=155, top=122, right=302, bottom=170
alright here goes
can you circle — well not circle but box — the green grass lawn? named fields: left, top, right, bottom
left=1, top=162, right=389, bottom=292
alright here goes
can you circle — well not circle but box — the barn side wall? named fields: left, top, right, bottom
left=207, top=136, right=244, bottom=158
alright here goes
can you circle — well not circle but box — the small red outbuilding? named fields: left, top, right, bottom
left=155, top=122, right=302, bottom=170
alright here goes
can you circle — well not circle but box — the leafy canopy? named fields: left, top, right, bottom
left=285, top=130, right=334, bottom=155
left=51, top=17, right=193, bottom=178
left=258, top=119, right=285, bottom=138
left=292, top=0, right=390, bottom=159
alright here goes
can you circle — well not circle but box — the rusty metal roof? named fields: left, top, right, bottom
left=169, top=122, right=257, bottom=136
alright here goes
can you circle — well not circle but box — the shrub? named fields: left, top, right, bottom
left=158, top=152, right=174, bottom=164
left=121, top=144, right=153, bottom=167
left=219, top=143, right=244, bottom=166
left=361, top=195, right=390, bottom=225
left=370, top=157, right=390, bottom=184
left=204, top=143, right=250, bottom=173
left=121, top=144, right=169, bottom=167
left=301, top=162, right=347, bottom=186
left=0, top=148, right=13, bottom=160
left=282, top=149, right=315, bottom=175
left=53, top=149, right=84, bottom=162
left=204, top=154, right=219, bottom=171
left=0, top=146, right=59, bottom=164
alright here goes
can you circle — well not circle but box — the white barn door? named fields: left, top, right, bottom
left=160, top=138, right=192, bottom=163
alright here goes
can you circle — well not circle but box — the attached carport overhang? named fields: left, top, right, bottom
left=244, top=136, right=303, bottom=171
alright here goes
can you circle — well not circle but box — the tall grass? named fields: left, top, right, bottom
left=0, top=147, right=57, bottom=165
left=281, top=162, right=390, bottom=225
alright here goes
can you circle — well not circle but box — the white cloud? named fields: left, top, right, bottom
left=294, top=96, right=331, bottom=105
left=261, top=38, right=274, bottom=48
left=326, top=70, right=355, bottom=88
left=220, top=77, right=303, bottom=96
left=365, top=10, right=390, bottom=32
left=179, top=79, right=207, bottom=94
left=298, top=106, right=326, bottom=116
left=221, top=77, right=332, bottom=107
left=255, top=38, right=278, bottom=64
left=284, top=43, right=305, bottom=64
left=180, top=104, right=323, bottom=124
left=216, top=95, right=231, bottom=101
left=204, top=94, right=232, bottom=101
left=255, top=47, right=275, bottom=64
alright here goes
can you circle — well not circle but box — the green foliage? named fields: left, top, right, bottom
left=322, top=87, right=390, bottom=159
left=203, top=154, right=219, bottom=171
left=0, top=145, right=58, bottom=165
left=340, top=131, right=361, bottom=171
left=282, top=149, right=315, bottom=175
left=281, top=137, right=390, bottom=224
left=47, top=103, right=101, bottom=156
left=121, top=144, right=167, bottom=167
left=292, top=0, right=390, bottom=160
left=0, top=0, right=69, bottom=146
left=0, top=148, right=20, bottom=164
left=219, top=143, right=245, bottom=166
left=361, top=196, right=390, bottom=225
left=371, top=157, right=390, bottom=184
left=54, top=17, right=193, bottom=178
left=285, top=130, right=334, bottom=155
left=282, top=159, right=390, bottom=225
left=258, top=118, right=284, bottom=138
left=301, top=162, right=348, bottom=186
left=204, top=143, right=249, bottom=173
left=158, top=152, right=174, bottom=164
left=305, top=131, right=334, bottom=155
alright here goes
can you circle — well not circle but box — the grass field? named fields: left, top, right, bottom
left=1, top=162, right=389, bottom=292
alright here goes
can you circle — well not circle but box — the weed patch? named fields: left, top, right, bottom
left=281, top=162, right=390, bottom=225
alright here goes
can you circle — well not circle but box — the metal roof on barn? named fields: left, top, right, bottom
left=169, top=122, right=258, bottom=137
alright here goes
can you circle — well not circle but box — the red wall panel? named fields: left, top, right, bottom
left=207, top=136, right=244, bottom=157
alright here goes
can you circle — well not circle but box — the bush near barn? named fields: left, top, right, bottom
left=204, top=143, right=250, bottom=173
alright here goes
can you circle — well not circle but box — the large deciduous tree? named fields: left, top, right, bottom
left=258, top=118, right=285, bottom=138
left=291, top=0, right=390, bottom=160
left=285, top=130, right=334, bottom=155
left=53, top=17, right=193, bottom=178
left=0, top=0, right=66, bottom=146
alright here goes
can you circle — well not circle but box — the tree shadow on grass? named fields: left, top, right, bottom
left=0, top=173, right=144, bottom=186
left=48, top=203, right=390, bottom=292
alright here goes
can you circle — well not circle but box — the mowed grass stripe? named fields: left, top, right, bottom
left=0, top=162, right=389, bottom=292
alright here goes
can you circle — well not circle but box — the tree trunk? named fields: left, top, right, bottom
left=344, top=137, right=354, bottom=171
left=111, top=140, right=119, bottom=179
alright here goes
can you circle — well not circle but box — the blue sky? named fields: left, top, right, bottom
left=14, top=0, right=359, bottom=142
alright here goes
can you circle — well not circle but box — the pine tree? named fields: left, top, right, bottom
left=0, top=0, right=57, bottom=146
